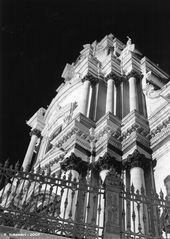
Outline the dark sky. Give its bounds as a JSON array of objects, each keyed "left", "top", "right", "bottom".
[{"left": 1, "top": 0, "right": 170, "bottom": 166}]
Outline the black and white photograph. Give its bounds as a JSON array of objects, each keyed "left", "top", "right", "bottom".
[{"left": 1, "top": 0, "right": 170, "bottom": 238}]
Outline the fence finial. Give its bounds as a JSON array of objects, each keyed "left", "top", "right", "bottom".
[
  {"left": 4, "top": 158, "right": 10, "bottom": 168},
  {"left": 14, "top": 161, "right": 20, "bottom": 171}
]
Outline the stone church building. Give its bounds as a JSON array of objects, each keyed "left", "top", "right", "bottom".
[{"left": 0, "top": 34, "right": 170, "bottom": 239}]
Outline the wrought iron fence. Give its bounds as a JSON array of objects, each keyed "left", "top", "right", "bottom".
[
  {"left": 0, "top": 160, "right": 170, "bottom": 239},
  {"left": 0, "top": 161, "right": 104, "bottom": 239},
  {"left": 121, "top": 185, "right": 170, "bottom": 239}
]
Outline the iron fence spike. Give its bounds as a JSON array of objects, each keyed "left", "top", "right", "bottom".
[
  {"left": 4, "top": 158, "right": 10, "bottom": 168},
  {"left": 14, "top": 161, "right": 20, "bottom": 170}
]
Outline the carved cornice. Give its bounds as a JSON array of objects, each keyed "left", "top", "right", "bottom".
[
  {"left": 82, "top": 73, "right": 99, "bottom": 85},
  {"left": 127, "top": 70, "right": 141, "bottom": 80},
  {"left": 55, "top": 126, "right": 91, "bottom": 149},
  {"left": 60, "top": 153, "right": 89, "bottom": 176},
  {"left": 150, "top": 116, "right": 170, "bottom": 139},
  {"left": 30, "top": 128, "right": 41, "bottom": 138},
  {"left": 42, "top": 154, "right": 65, "bottom": 170},
  {"left": 91, "top": 152, "right": 122, "bottom": 174},
  {"left": 94, "top": 125, "right": 122, "bottom": 143},
  {"left": 121, "top": 123, "right": 150, "bottom": 141},
  {"left": 55, "top": 127, "right": 78, "bottom": 148},
  {"left": 122, "top": 149, "right": 151, "bottom": 170}
]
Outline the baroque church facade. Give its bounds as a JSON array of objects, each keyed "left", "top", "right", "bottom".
[
  {"left": 1, "top": 34, "right": 170, "bottom": 239},
  {"left": 24, "top": 34, "right": 170, "bottom": 196}
]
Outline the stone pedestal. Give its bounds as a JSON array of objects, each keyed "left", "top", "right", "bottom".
[
  {"left": 103, "top": 170, "right": 122, "bottom": 239},
  {"left": 92, "top": 152, "right": 122, "bottom": 239}
]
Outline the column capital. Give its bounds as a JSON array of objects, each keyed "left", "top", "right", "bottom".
[
  {"left": 127, "top": 70, "right": 141, "bottom": 80},
  {"left": 92, "top": 152, "right": 122, "bottom": 174},
  {"left": 60, "top": 153, "right": 89, "bottom": 177},
  {"left": 123, "top": 149, "right": 151, "bottom": 170},
  {"left": 82, "top": 73, "right": 99, "bottom": 85},
  {"left": 29, "top": 128, "right": 41, "bottom": 138},
  {"left": 106, "top": 72, "right": 122, "bottom": 85}
]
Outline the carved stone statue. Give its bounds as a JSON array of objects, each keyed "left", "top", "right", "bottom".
[
  {"left": 126, "top": 36, "right": 132, "bottom": 46},
  {"left": 113, "top": 42, "right": 119, "bottom": 57}
]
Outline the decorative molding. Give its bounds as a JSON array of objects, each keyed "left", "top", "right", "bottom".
[
  {"left": 60, "top": 153, "right": 88, "bottom": 176},
  {"left": 91, "top": 152, "right": 122, "bottom": 174},
  {"left": 104, "top": 169, "right": 122, "bottom": 235},
  {"left": 150, "top": 116, "right": 170, "bottom": 139},
  {"left": 121, "top": 123, "right": 150, "bottom": 144},
  {"left": 42, "top": 154, "right": 65, "bottom": 170},
  {"left": 105, "top": 72, "right": 122, "bottom": 85},
  {"left": 82, "top": 73, "right": 99, "bottom": 85},
  {"left": 144, "top": 83, "right": 161, "bottom": 99},
  {"left": 126, "top": 70, "right": 141, "bottom": 80},
  {"left": 62, "top": 102, "right": 78, "bottom": 128},
  {"left": 122, "top": 149, "right": 151, "bottom": 170}
]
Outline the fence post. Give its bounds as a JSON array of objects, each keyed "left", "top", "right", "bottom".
[
  {"left": 103, "top": 169, "right": 123, "bottom": 239},
  {"left": 163, "top": 175, "right": 170, "bottom": 234}
]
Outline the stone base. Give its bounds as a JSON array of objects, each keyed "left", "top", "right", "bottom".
[{"left": 0, "top": 226, "right": 69, "bottom": 239}]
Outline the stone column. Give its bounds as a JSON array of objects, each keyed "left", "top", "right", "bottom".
[
  {"left": 105, "top": 73, "right": 120, "bottom": 115},
  {"left": 80, "top": 74, "right": 97, "bottom": 116},
  {"left": 128, "top": 71, "right": 139, "bottom": 112},
  {"left": 106, "top": 78, "right": 115, "bottom": 113},
  {"left": 22, "top": 128, "right": 41, "bottom": 171},
  {"left": 114, "top": 83, "right": 117, "bottom": 116},
  {"left": 89, "top": 81, "right": 98, "bottom": 121},
  {"left": 123, "top": 149, "right": 150, "bottom": 235},
  {"left": 60, "top": 153, "right": 88, "bottom": 222}
]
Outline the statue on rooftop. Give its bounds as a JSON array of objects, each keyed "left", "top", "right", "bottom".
[{"left": 126, "top": 36, "right": 132, "bottom": 46}]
